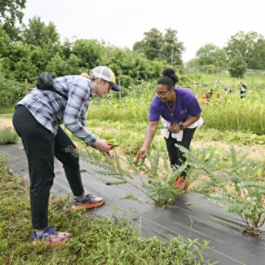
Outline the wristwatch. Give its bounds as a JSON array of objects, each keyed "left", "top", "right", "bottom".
[{"left": 179, "top": 124, "right": 184, "bottom": 130}]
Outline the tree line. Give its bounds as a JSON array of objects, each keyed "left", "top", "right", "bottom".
[{"left": 1, "top": 0, "right": 265, "bottom": 86}]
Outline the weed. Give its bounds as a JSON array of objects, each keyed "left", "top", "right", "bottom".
[
  {"left": 178, "top": 145, "right": 265, "bottom": 235},
  {"left": 0, "top": 127, "right": 19, "bottom": 145}
]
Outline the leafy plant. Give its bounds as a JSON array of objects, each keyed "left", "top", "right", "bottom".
[
  {"left": 178, "top": 145, "right": 265, "bottom": 236},
  {"left": 65, "top": 146, "right": 186, "bottom": 206},
  {"left": 0, "top": 127, "right": 19, "bottom": 145}
]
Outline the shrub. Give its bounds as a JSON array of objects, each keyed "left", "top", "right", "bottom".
[
  {"left": 0, "top": 127, "right": 19, "bottom": 145},
  {"left": 228, "top": 51, "right": 247, "bottom": 78},
  {"left": 0, "top": 75, "right": 25, "bottom": 109},
  {"left": 179, "top": 145, "right": 265, "bottom": 236}
]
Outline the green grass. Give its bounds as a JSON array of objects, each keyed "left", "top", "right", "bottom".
[
  {"left": 197, "top": 72, "right": 265, "bottom": 87},
  {"left": 87, "top": 86, "right": 265, "bottom": 135},
  {"left": 0, "top": 155, "right": 215, "bottom": 264},
  {"left": 0, "top": 108, "right": 15, "bottom": 115},
  {"left": 0, "top": 113, "right": 13, "bottom": 119},
  {"left": 0, "top": 128, "right": 19, "bottom": 145}
]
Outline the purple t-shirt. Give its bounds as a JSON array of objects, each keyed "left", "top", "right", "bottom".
[{"left": 149, "top": 87, "right": 202, "bottom": 123}]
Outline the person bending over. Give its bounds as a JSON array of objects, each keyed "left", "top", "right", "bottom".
[
  {"left": 135, "top": 68, "right": 203, "bottom": 192},
  {"left": 13, "top": 66, "right": 121, "bottom": 246}
]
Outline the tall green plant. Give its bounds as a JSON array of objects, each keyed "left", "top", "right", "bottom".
[
  {"left": 178, "top": 145, "right": 265, "bottom": 235},
  {"left": 65, "top": 146, "right": 185, "bottom": 206}
]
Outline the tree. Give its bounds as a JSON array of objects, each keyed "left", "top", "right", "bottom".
[
  {"left": 133, "top": 28, "right": 163, "bottom": 60},
  {"left": 225, "top": 31, "right": 265, "bottom": 69},
  {"left": 196, "top": 43, "right": 227, "bottom": 67},
  {"left": 186, "top": 58, "right": 200, "bottom": 68},
  {"left": 66, "top": 54, "right": 81, "bottom": 75},
  {"left": 60, "top": 38, "right": 75, "bottom": 59},
  {"left": 46, "top": 53, "right": 67, "bottom": 77},
  {"left": 72, "top": 39, "right": 103, "bottom": 69},
  {"left": 0, "top": 0, "right": 26, "bottom": 40},
  {"left": 133, "top": 28, "right": 185, "bottom": 65},
  {"left": 13, "top": 59, "right": 38, "bottom": 82},
  {"left": 228, "top": 51, "right": 247, "bottom": 78},
  {"left": 160, "top": 28, "right": 185, "bottom": 66},
  {"left": 0, "top": 24, "right": 10, "bottom": 57},
  {"left": 3, "top": 41, "right": 32, "bottom": 73},
  {"left": 22, "top": 16, "right": 60, "bottom": 48}
]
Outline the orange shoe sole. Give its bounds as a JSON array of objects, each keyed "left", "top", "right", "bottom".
[
  {"left": 33, "top": 237, "right": 69, "bottom": 247},
  {"left": 72, "top": 200, "right": 105, "bottom": 210}
]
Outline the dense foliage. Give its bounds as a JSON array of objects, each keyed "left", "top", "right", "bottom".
[
  {"left": 0, "top": 0, "right": 26, "bottom": 41},
  {"left": 188, "top": 43, "right": 227, "bottom": 68},
  {"left": 0, "top": 17, "right": 169, "bottom": 85},
  {"left": 133, "top": 28, "right": 185, "bottom": 66},
  {"left": 225, "top": 31, "right": 265, "bottom": 70},
  {"left": 188, "top": 31, "right": 265, "bottom": 71},
  {"left": 228, "top": 51, "right": 247, "bottom": 78},
  {"left": 180, "top": 145, "right": 265, "bottom": 235}
]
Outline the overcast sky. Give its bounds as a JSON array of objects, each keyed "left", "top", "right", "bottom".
[{"left": 22, "top": 0, "right": 265, "bottom": 62}]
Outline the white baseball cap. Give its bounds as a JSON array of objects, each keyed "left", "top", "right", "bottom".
[{"left": 91, "top": 66, "right": 122, "bottom": 91}]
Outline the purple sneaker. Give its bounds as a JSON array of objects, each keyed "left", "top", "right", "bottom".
[
  {"left": 33, "top": 226, "right": 71, "bottom": 246},
  {"left": 72, "top": 194, "right": 105, "bottom": 210}
]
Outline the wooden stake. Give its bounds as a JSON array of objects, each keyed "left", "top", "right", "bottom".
[
  {"left": 25, "top": 78, "right": 29, "bottom": 94},
  {"left": 118, "top": 79, "right": 122, "bottom": 101}
]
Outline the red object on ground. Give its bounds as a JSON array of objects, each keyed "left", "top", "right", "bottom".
[{"left": 175, "top": 178, "right": 189, "bottom": 191}]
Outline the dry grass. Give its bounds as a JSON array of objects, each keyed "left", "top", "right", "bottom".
[{"left": 0, "top": 117, "right": 13, "bottom": 129}]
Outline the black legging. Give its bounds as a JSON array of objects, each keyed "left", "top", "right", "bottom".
[
  {"left": 13, "top": 105, "right": 84, "bottom": 229},
  {"left": 165, "top": 128, "right": 196, "bottom": 178}
]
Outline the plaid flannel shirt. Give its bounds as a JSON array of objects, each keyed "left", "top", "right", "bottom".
[{"left": 18, "top": 75, "right": 97, "bottom": 145}]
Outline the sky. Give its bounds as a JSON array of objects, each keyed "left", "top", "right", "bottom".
[{"left": 22, "top": 0, "right": 265, "bottom": 62}]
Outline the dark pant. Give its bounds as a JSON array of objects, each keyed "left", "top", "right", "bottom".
[
  {"left": 12, "top": 105, "right": 84, "bottom": 229},
  {"left": 165, "top": 128, "right": 196, "bottom": 178}
]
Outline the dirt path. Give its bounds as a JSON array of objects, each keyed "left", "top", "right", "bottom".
[
  {"left": 0, "top": 117, "right": 13, "bottom": 129},
  {"left": 191, "top": 140, "right": 265, "bottom": 161}
]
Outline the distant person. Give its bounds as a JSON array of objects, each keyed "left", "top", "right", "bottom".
[
  {"left": 201, "top": 89, "right": 212, "bottom": 103},
  {"left": 240, "top": 82, "right": 247, "bottom": 99},
  {"left": 224, "top": 87, "right": 232, "bottom": 95},
  {"left": 201, "top": 89, "right": 219, "bottom": 103},
  {"left": 135, "top": 68, "right": 203, "bottom": 192},
  {"left": 12, "top": 66, "right": 121, "bottom": 246}
]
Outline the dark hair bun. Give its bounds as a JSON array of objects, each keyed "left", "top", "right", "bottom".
[{"left": 162, "top": 68, "right": 179, "bottom": 83}]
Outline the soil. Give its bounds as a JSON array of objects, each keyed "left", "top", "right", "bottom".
[
  {"left": 243, "top": 229, "right": 263, "bottom": 238},
  {"left": 0, "top": 117, "right": 13, "bottom": 129},
  {"left": 191, "top": 140, "right": 265, "bottom": 161}
]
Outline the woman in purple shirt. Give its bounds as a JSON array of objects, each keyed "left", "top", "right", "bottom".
[{"left": 135, "top": 68, "right": 202, "bottom": 191}]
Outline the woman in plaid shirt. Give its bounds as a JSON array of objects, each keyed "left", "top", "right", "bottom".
[{"left": 13, "top": 66, "right": 121, "bottom": 246}]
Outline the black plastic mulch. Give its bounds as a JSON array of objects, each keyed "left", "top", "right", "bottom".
[{"left": 0, "top": 143, "right": 264, "bottom": 265}]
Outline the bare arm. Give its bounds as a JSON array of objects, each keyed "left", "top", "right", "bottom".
[
  {"left": 143, "top": 121, "right": 159, "bottom": 149},
  {"left": 134, "top": 121, "right": 159, "bottom": 162},
  {"left": 182, "top": 114, "right": 201, "bottom": 129}
]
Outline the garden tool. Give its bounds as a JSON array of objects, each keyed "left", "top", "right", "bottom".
[{"left": 107, "top": 142, "right": 118, "bottom": 150}]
